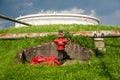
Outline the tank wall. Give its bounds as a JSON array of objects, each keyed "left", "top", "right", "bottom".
[{"left": 15, "top": 14, "right": 100, "bottom": 27}]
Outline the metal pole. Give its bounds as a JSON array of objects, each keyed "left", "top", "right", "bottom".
[{"left": 0, "top": 14, "right": 32, "bottom": 26}]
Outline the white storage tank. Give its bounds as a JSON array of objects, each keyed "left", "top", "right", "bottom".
[{"left": 15, "top": 12, "right": 100, "bottom": 27}]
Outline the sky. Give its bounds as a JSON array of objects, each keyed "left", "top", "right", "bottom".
[{"left": 0, "top": 0, "right": 120, "bottom": 29}]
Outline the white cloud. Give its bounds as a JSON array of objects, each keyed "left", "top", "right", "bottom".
[
  {"left": 59, "top": 8, "right": 85, "bottom": 14},
  {"left": 90, "top": 9, "right": 96, "bottom": 16},
  {"left": 13, "top": 2, "right": 33, "bottom": 12},
  {"left": 23, "top": 2, "right": 33, "bottom": 7},
  {"left": 38, "top": 8, "right": 85, "bottom": 14}
]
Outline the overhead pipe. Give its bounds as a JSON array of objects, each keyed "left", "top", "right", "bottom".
[
  {"left": 0, "top": 30, "right": 120, "bottom": 39},
  {"left": 0, "top": 14, "right": 32, "bottom": 26},
  {"left": 72, "top": 30, "right": 120, "bottom": 38}
]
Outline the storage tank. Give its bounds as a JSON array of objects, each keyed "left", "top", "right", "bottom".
[{"left": 15, "top": 12, "right": 100, "bottom": 27}]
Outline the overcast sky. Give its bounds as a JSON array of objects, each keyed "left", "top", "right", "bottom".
[{"left": 0, "top": 0, "right": 120, "bottom": 29}]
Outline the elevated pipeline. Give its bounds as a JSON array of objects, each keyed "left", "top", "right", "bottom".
[{"left": 0, "top": 30, "right": 120, "bottom": 39}]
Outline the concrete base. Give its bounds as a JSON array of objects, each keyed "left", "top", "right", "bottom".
[{"left": 94, "top": 38, "right": 106, "bottom": 51}]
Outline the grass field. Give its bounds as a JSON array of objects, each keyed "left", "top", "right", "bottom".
[
  {"left": 0, "top": 24, "right": 120, "bottom": 33},
  {"left": 0, "top": 25, "right": 120, "bottom": 80}
]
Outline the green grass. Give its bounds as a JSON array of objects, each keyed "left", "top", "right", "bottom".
[
  {"left": 0, "top": 25, "right": 120, "bottom": 80},
  {"left": 0, "top": 24, "right": 120, "bottom": 33}
]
